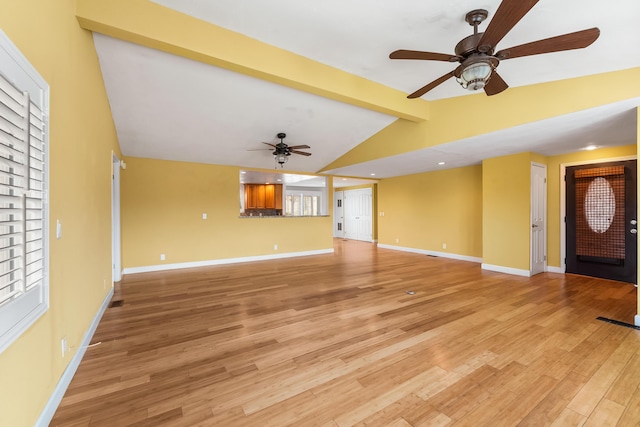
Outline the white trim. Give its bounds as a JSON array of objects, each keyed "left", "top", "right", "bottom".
[
  {"left": 635, "top": 314, "right": 640, "bottom": 327},
  {"left": 530, "top": 162, "right": 547, "bottom": 275},
  {"left": 377, "top": 244, "right": 482, "bottom": 263},
  {"left": 36, "top": 288, "right": 114, "bottom": 427},
  {"left": 481, "top": 263, "right": 531, "bottom": 277},
  {"left": 559, "top": 155, "right": 637, "bottom": 272},
  {"left": 112, "top": 153, "right": 122, "bottom": 283},
  {"left": 122, "top": 249, "right": 335, "bottom": 275},
  {"left": 546, "top": 266, "right": 565, "bottom": 274}
]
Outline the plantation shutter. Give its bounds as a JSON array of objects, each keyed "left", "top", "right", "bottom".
[{"left": 0, "top": 72, "right": 45, "bottom": 306}]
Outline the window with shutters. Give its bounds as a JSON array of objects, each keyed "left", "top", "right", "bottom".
[{"left": 0, "top": 30, "right": 49, "bottom": 353}]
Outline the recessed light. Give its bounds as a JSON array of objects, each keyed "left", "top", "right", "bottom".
[
  {"left": 265, "top": 182, "right": 270, "bottom": 184},
  {"left": 277, "top": 179, "right": 282, "bottom": 182},
  {"left": 342, "top": 178, "right": 347, "bottom": 181},
  {"left": 438, "top": 162, "right": 445, "bottom": 165},
  {"left": 584, "top": 145, "right": 598, "bottom": 151},
  {"left": 370, "top": 173, "right": 376, "bottom": 176}
]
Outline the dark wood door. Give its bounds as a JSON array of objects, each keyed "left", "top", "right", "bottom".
[{"left": 566, "top": 160, "right": 637, "bottom": 283}]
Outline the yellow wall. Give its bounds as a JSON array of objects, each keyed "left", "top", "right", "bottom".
[
  {"left": 482, "top": 153, "right": 534, "bottom": 271},
  {"left": 121, "top": 157, "right": 333, "bottom": 268},
  {"left": 377, "top": 165, "right": 483, "bottom": 257},
  {"left": 0, "top": 1, "right": 120, "bottom": 426},
  {"left": 546, "top": 145, "right": 637, "bottom": 268},
  {"left": 377, "top": 146, "right": 637, "bottom": 274}
]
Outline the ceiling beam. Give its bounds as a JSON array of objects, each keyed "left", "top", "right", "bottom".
[
  {"left": 321, "top": 68, "right": 640, "bottom": 171},
  {"left": 76, "top": 0, "right": 430, "bottom": 122}
]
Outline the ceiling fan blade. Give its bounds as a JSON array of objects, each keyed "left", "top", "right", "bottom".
[
  {"left": 477, "top": 0, "right": 539, "bottom": 53},
  {"left": 287, "top": 145, "right": 310, "bottom": 149},
  {"left": 247, "top": 148, "right": 273, "bottom": 151},
  {"left": 407, "top": 71, "right": 455, "bottom": 99},
  {"left": 262, "top": 142, "right": 277, "bottom": 148},
  {"left": 495, "top": 28, "right": 600, "bottom": 60},
  {"left": 390, "top": 50, "right": 458, "bottom": 62},
  {"left": 291, "top": 150, "right": 311, "bottom": 156},
  {"left": 484, "top": 70, "right": 509, "bottom": 96}
]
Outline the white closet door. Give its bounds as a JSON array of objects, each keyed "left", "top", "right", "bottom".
[{"left": 344, "top": 188, "right": 372, "bottom": 242}]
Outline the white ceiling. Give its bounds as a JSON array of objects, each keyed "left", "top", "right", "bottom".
[{"left": 93, "top": 0, "right": 640, "bottom": 179}]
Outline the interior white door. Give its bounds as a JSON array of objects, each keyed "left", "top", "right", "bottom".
[
  {"left": 344, "top": 188, "right": 373, "bottom": 242},
  {"left": 333, "top": 191, "right": 344, "bottom": 238},
  {"left": 531, "top": 163, "right": 547, "bottom": 275}
]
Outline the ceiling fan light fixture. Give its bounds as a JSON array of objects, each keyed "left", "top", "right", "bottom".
[
  {"left": 275, "top": 152, "right": 289, "bottom": 167},
  {"left": 456, "top": 59, "right": 494, "bottom": 91}
]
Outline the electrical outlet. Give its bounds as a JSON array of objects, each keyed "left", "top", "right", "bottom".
[
  {"left": 61, "top": 337, "right": 67, "bottom": 357},
  {"left": 395, "top": 238, "right": 399, "bottom": 244},
  {"left": 202, "top": 213, "right": 207, "bottom": 219},
  {"left": 442, "top": 243, "right": 447, "bottom": 249},
  {"left": 56, "top": 220, "right": 62, "bottom": 239},
  {"left": 160, "top": 254, "right": 165, "bottom": 261},
  {"left": 274, "top": 244, "right": 278, "bottom": 251}
]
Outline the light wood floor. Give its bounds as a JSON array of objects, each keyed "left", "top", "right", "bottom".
[{"left": 51, "top": 239, "right": 640, "bottom": 426}]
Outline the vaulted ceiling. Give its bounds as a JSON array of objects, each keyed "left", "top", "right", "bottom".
[{"left": 77, "top": 0, "right": 640, "bottom": 179}]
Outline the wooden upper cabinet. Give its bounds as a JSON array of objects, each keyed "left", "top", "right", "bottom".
[
  {"left": 265, "top": 184, "right": 275, "bottom": 208},
  {"left": 274, "top": 184, "right": 283, "bottom": 209},
  {"left": 256, "top": 185, "right": 266, "bottom": 208},
  {"left": 245, "top": 184, "right": 282, "bottom": 209},
  {"left": 245, "top": 184, "right": 265, "bottom": 208}
]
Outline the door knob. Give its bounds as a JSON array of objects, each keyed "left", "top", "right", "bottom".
[
  {"left": 631, "top": 219, "right": 637, "bottom": 225},
  {"left": 631, "top": 229, "right": 638, "bottom": 234},
  {"left": 532, "top": 224, "right": 538, "bottom": 228}
]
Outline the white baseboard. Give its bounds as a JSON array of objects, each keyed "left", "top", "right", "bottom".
[
  {"left": 635, "top": 315, "right": 640, "bottom": 327},
  {"left": 122, "top": 248, "right": 335, "bottom": 275},
  {"left": 377, "top": 244, "right": 562, "bottom": 278},
  {"left": 481, "top": 263, "right": 531, "bottom": 277},
  {"left": 36, "top": 288, "right": 114, "bottom": 427},
  {"left": 377, "top": 244, "right": 482, "bottom": 264}
]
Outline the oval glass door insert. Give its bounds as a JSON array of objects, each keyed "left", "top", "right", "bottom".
[{"left": 585, "top": 177, "right": 615, "bottom": 233}]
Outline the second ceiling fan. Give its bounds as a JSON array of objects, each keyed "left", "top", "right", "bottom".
[{"left": 389, "top": 0, "right": 600, "bottom": 98}]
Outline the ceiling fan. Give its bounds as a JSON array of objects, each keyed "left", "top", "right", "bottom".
[
  {"left": 389, "top": 0, "right": 600, "bottom": 98},
  {"left": 253, "top": 133, "right": 311, "bottom": 168}
]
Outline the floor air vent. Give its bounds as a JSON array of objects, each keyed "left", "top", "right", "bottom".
[{"left": 109, "top": 299, "right": 124, "bottom": 308}]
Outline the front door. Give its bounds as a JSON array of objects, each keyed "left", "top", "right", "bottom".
[{"left": 566, "top": 160, "right": 637, "bottom": 283}]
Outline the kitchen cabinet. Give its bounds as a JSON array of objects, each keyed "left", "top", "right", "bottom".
[{"left": 245, "top": 184, "right": 282, "bottom": 209}]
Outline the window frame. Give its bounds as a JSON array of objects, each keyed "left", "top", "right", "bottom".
[
  {"left": 285, "top": 188, "right": 323, "bottom": 217},
  {"left": 0, "top": 29, "right": 50, "bottom": 354}
]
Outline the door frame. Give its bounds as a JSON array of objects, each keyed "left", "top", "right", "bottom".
[
  {"left": 530, "top": 162, "right": 547, "bottom": 275},
  {"left": 559, "top": 155, "right": 637, "bottom": 273},
  {"left": 112, "top": 153, "right": 122, "bottom": 283}
]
